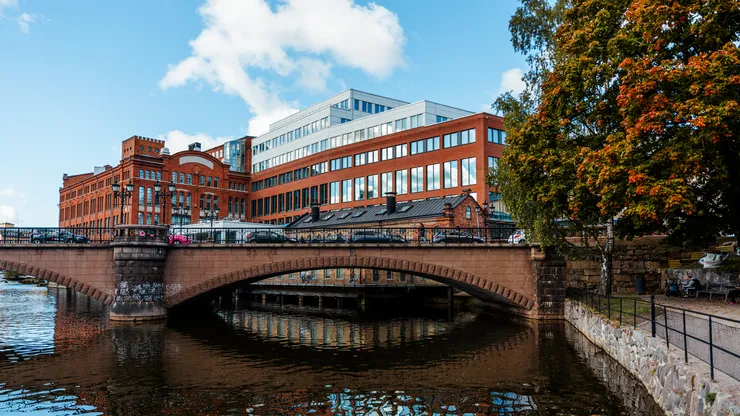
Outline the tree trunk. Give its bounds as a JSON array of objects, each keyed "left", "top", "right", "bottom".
[{"left": 600, "top": 219, "right": 614, "bottom": 296}]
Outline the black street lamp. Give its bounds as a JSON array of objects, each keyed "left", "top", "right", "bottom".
[
  {"left": 200, "top": 204, "right": 220, "bottom": 228},
  {"left": 172, "top": 204, "right": 191, "bottom": 227},
  {"left": 479, "top": 201, "right": 490, "bottom": 242},
  {"left": 154, "top": 180, "right": 176, "bottom": 225},
  {"left": 111, "top": 179, "right": 135, "bottom": 225}
]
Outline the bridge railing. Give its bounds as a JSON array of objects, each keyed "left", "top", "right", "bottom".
[
  {"left": 166, "top": 226, "right": 518, "bottom": 245},
  {"left": 0, "top": 227, "right": 115, "bottom": 245}
]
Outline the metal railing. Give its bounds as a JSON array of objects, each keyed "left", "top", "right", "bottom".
[
  {"left": 0, "top": 226, "right": 520, "bottom": 246},
  {"left": 165, "top": 226, "right": 517, "bottom": 245},
  {"left": 0, "top": 227, "right": 115, "bottom": 245},
  {"left": 567, "top": 288, "right": 740, "bottom": 381}
]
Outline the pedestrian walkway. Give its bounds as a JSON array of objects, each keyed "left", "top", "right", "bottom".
[{"left": 652, "top": 295, "right": 740, "bottom": 327}]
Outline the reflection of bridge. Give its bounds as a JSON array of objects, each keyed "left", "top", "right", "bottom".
[{"left": 0, "top": 225, "right": 566, "bottom": 320}]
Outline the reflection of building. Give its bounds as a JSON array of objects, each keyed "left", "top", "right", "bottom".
[
  {"left": 59, "top": 136, "right": 252, "bottom": 227},
  {"left": 205, "top": 137, "right": 250, "bottom": 173}
]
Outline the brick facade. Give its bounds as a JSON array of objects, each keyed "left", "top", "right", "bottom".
[{"left": 59, "top": 136, "right": 252, "bottom": 227}]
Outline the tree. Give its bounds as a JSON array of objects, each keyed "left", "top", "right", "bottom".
[
  {"left": 492, "top": 0, "right": 632, "bottom": 295},
  {"left": 494, "top": 0, "right": 740, "bottom": 295}
]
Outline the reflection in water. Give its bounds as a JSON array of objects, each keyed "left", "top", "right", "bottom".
[{"left": 0, "top": 284, "right": 662, "bottom": 415}]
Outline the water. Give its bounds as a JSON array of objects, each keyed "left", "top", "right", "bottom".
[{"left": 0, "top": 283, "right": 662, "bottom": 415}]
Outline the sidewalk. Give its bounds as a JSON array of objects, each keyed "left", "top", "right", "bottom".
[{"left": 651, "top": 295, "right": 740, "bottom": 326}]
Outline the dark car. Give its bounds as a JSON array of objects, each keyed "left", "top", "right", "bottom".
[
  {"left": 305, "top": 233, "right": 347, "bottom": 243},
  {"left": 348, "top": 230, "right": 407, "bottom": 243},
  {"left": 30, "top": 230, "right": 60, "bottom": 244},
  {"left": 59, "top": 230, "right": 90, "bottom": 243},
  {"left": 244, "top": 231, "right": 297, "bottom": 244},
  {"left": 432, "top": 230, "right": 484, "bottom": 244}
]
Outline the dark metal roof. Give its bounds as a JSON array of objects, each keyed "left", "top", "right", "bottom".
[{"left": 287, "top": 195, "right": 471, "bottom": 229}]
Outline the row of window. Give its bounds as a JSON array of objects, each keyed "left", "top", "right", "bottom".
[
  {"left": 354, "top": 150, "right": 379, "bottom": 166},
  {"left": 443, "top": 129, "right": 476, "bottom": 149},
  {"left": 252, "top": 157, "right": 479, "bottom": 218},
  {"left": 354, "top": 99, "right": 392, "bottom": 114},
  {"left": 251, "top": 114, "right": 423, "bottom": 173},
  {"left": 410, "top": 136, "right": 440, "bottom": 155},
  {"left": 139, "top": 170, "right": 163, "bottom": 182},
  {"left": 488, "top": 127, "right": 507, "bottom": 144},
  {"left": 252, "top": 116, "right": 331, "bottom": 156}
]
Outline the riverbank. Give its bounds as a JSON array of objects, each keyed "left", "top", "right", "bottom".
[{"left": 565, "top": 299, "right": 740, "bottom": 415}]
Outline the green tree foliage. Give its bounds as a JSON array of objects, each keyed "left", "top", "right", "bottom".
[{"left": 493, "top": 0, "right": 740, "bottom": 295}]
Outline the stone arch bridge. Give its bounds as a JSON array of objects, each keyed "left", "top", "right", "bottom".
[{"left": 0, "top": 226, "right": 565, "bottom": 320}]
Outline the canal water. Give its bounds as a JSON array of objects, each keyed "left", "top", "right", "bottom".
[{"left": 0, "top": 283, "right": 662, "bottom": 415}]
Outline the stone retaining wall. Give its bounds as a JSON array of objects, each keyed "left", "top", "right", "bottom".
[{"left": 565, "top": 300, "right": 740, "bottom": 415}]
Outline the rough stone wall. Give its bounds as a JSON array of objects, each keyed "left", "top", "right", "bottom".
[
  {"left": 532, "top": 250, "right": 566, "bottom": 319},
  {"left": 565, "top": 300, "right": 740, "bottom": 415},
  {"left": 566, "top": 237, "right": 666, "bottom": 293}
]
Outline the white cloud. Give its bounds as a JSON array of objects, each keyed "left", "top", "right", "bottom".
[
  {"left": 156, "top": 130, "right": 234, "bottom": 154},
  {"left": 0, "top": 186, "right": 28, "bottom": 203},
  {"left": 0, "top": 205, "right": 17, "bottom": 224},
  {"left": 498, "top": 68, "right": 526, "bottom": 96},
  {"left": 16, "top": 12, "right": 34, "bottom": 33},
  {"left": 160, "top": 0, "right": 406, "bottom": 136}
]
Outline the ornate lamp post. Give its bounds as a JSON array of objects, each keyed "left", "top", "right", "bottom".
[
  {"left": 154, "top": 180, "right": 176, "bottom": 225},
  {"left": 200, "top": 204, "right": 220, "bottom": 228},
  {"left": 111, "top": 179, "right": 135, "bottom": 225},
  {"left": 172, "top": 204, "right": 191, "bottom": 227}
]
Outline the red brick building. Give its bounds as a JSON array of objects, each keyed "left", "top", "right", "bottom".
[
  {"left": 249, "top": 113, "right": 509, "bottom": 225},
  {"left": 59, "top": 136, "right": 252, "bottom": 228}
]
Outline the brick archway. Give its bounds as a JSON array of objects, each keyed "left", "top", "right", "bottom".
[
  {"left": 165, "top": 256, "right": 535, "bottom": 309},
  {"left": 0, "top": 260, "right": 113, "bottom": 305}
]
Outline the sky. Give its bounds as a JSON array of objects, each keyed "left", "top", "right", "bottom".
[{"left": 0, "top": 0, "right": 528, "bottom": 226}]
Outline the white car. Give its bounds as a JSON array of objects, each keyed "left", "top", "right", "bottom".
[{"left": 508, "top": 229, "right": 527, "bottom": 244}]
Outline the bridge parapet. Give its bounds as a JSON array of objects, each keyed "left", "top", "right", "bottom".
[{"left": 113, "top": 225, "right": 169, "bottom": 246}]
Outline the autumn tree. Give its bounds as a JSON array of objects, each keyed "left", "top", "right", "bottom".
[{"left": 494, "top": 0, "right": 740, "bottom": 295}]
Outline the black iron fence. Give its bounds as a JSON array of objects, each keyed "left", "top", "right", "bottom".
[
  {"left": 165, "top": 226, "right": 517, "bottom": 245},
  {"left": 0, "top": 227, "right": 115, "bottom": 245},
  {"left": 567, "top": 288, "right": 740, "bottom": 381},
  {"left": 0, "top": 226, "right": 520, "bottom": 246}
]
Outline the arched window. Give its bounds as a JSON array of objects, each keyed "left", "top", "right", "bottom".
[{"left": 465, "top": 206, "right": 472, "bottom": 220}]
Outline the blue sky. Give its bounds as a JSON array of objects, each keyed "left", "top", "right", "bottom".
[{"left": 0, "top": 0, "right": 527, "bottom": 226}]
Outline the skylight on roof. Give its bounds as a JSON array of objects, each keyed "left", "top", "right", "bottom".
[
  {"left": 351, "top": 211, "right": 366, "bottom": 218},
  {"left": 339, "top": 212, "right": 351, "bottom": 219},
  {"left": 398, "top": 205, "right": 412, "bottom": 213},
  {"left": 376, "top": 208, "right": 387, "bottom": 215},
  {"left": 303, "top": 218, "right": 312, "bottom": 223},
  {"left": 322, "top": 214, "right": 334, "bottom": 221}
]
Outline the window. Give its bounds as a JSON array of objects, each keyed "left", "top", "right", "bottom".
[
  {"left": 311, "top": 162, "right": 329, "bottom": 176},
  {"left": 395, "top": 118, "right": 407, "bottom": 132},
  {"left": 410, "top": 137, "right": 439, "bottom": 155},
  {"left": 146, "top": 187, "right": 153, "bottom": 206},
  {"left": 137, "top": 212, "right": 144, "bottom": 225},
  {"left": 139, "top": 169, "right": 144, "bottom": 178},
  {"left": 138, "top": 186, "right": 145, "bottom": 205},
  {"left": 214, "top": 178, "right": 219, "bottom": 188},
  {"left": 381, "top": 172, "right": 393, "bottom": 196},
  {"left": 354, "top": 150, "right": 378, "bottom": 166},
  {"left": 367, "top": 175, "right": 378, "bottom": 199},
  {"left": 488, "top": 127, "right": 507, "bottom": 144},
  {"left": 330, "top": 156, "right": 352, "bottom": 171},
  {"left": 436, "top": 115, "right": 449, "bottom": 123},
  {"left": 180, "top": 173, "right": 186, "bottom": 184},
  {"left": 395, "top": 169, "right": 408, "bottom": 195},
  {"left": 410, "top": 114, "right": 423, "bottom": 128},
  {"left": 461, "top": 157, "right": 477, "bottom": 186},
  {"left": 488, "top": 156, "right": 499, "bottom": 169},
  {"left": 443, "top": 128, "right": 476, "bottom": 148},
  {"left": 465, "top": 207, "right": 472, "bottom": 219},
  {"left": 354, "top": 177, "right": 365, "bottom": 200},
  {"left": 172, "top": 171, "right": 178, "bottom": 183},
  {"left": 411, "top": 167, "right": 424, "bottom": 193},
  {"left": 381, "top": 144, "right": 407, "bottom": 161},
  {"left": 444, "top": 161, "right": 458, "bottom": 189},
  {"left": 427, "top": 164, "right": 440, "bottom": 190},
  {"left": 341, "top": 179, "right": 352, "bottom": 202},
  {"left": 199, "top": 175, "right": 205, "bottom": 186}
]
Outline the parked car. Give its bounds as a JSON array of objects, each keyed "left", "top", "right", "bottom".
[
  {"left": 58, "top": 230, "right": 90, "bottom": 243},
  {"left": 305, "top": 233, "right": 347, "bottom": 243},
  {"left": 30, "top": 230, "right": 60, "bottom": 244},
  {"left": 432, "top": 230, "right": 484, "bottom": 244},
  {"left": 348, "top": 230, "right": 407, "bottom": 243},
  {"left": 244, "top": 231, "right": 297, "bottom": 243},
  {"left": 168, "top": 234, "right": 192, "bottom": 245},
  {"left": 508, "top": 229, "right": 527, "bottom": 244}
]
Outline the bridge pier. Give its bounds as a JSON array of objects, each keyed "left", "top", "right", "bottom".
[{"left": 109, "top": 226, "right": 169, "bottom": 322}]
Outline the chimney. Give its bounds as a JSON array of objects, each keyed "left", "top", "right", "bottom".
[
  {"left": 188, "top": 142, "right": 202, "bottom": 152},
  {"left": 461, "top": 188, "right": 472, "bottom": 197},
  {"left": 311, "top": 203, "right": 320, "bottom": 222},
  {"left": 443, "top": 202, "right": 453, "bottom": 218},
  {"left": 385, "top": 192, "right": 397, "bottom": 214}
]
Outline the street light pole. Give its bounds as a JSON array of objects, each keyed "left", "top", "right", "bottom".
[
  {"left": 154, "top": 180, "right": 176, "bottom": 226},
  {"left": 111, "top": 179, "right": 135, "bottom": 225}
]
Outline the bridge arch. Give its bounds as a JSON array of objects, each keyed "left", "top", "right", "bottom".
[
  {"left": 165, "top": 255, "right": 535, "bottom": 310},
  {"left": 0, "top": 259, "right": 113, "bottom": 305}
]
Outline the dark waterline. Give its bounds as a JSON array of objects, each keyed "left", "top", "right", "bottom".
[{"left": 0, "top": 284, "right": 662, "bottom": 415}]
